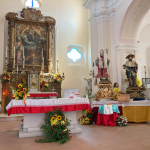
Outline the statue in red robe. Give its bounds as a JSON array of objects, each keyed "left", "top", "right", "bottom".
[{"left": 95, "top": 49, "right": 110, "bottom": 78}]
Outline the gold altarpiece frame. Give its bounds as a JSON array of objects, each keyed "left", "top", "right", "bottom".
[{"left": 5, "top": 8, "right": 56, "bottom": 73}]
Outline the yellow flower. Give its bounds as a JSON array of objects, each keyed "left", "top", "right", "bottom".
[
  {"left": 54, "top": 114, "right": 57, "bottom": 118},
  {"left": 15, "top": 96, "right": 19, "bottom": 100},
  {"left": 51, "top": 119, "right": 58, "bottom": 126},
  {"left": 57, "top": 116, "right": 62, "bottom": 120},
  {"left": 85, "top": 117, "right": 89, "bottom": 121},
  {"left": 86, "top": 110, "right": 90, "bottom": 114},
  {"left": 27, "top": 93, "right": 30, "bottom": 97},
  {"left": 61, "top": 121, "right": 65, "bottom": 125},
  {"left": 17, "top": 89, "right": 21, "bottom": 93},
  {"left": 3, "top": 77, "right": 6, "bottom": 80},
  {"left": 51, "top": 117, "right": 55, "bottom": 122},
  {"left": 19, "top": 93, "right": 23, "bottom": 97},
  {"left": 45, "top": 84, "right": 48, "bottom": 87},
  {"left": 18, "top": 84, "right": 22, "bottom": 88},
  {"left": 23, "top": 88, "right": 27, "bottom": 92},
  {"left": 22, "top": 78, "right": 25, "bottom": 83}
]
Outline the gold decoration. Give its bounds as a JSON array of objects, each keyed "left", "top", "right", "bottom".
[{"left": 95, "top": 81, "right": 117, "bottom": 100}]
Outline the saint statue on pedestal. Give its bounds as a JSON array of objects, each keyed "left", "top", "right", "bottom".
[
  {"left": 123, "top": 54, "right": 138, "bottom": 86},
  {"left": 95, "top": 49, "right": 110, "bottom": 79}
]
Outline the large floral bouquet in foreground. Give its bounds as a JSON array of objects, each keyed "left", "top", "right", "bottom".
[
  {"left": 40, "top": 78, "right": 50, "bottom": 91},
  {"left": 115, "top": 116, "right": 128, "bottom": 127},
  {"left": 35, "top": 108, "right": 71, "bottom": 144},
  {"left": 12, "top": 83, "right": 30, "bottom": 101},
  {"left": 79, "top": 110, "right": 93, "bottom": 125},
  {"left": 1, "top": 73, "right": 12, "bottom": 83}
]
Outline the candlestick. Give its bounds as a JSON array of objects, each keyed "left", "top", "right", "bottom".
[{"left": 23, "top": 57, "right": 25, "bottom": 69}]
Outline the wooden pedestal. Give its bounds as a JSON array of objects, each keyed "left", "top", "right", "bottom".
[{"left": 1, "top": 82, "right": 15, "bottom": 113}]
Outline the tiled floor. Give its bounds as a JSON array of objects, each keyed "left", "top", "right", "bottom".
[{"left": 0, "top": 121, "right": 150, "bottom": 150}]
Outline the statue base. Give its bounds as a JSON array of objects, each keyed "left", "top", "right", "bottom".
[
  {"left": 95, "top": 80, "right": 116, "bottom": 101},
  {"left": 126, "top": 86, "right": 146, "bottom": 100}
]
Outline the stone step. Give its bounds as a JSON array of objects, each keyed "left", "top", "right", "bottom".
[{"left": 0, "top": 114, "right": 23, "bottom": 122}]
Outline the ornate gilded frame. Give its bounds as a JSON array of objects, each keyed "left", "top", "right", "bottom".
[{"left": 5, "top": 8, "right": 56, "bottom": 73}]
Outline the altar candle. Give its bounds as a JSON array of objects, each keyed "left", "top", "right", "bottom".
[
  {"left": 17, "top": 65, "right": 18, "bottom": 74},
  {"left": 14, "top": 46, "right": 15, "bottom": 64},
  {"left": 6, "top": 46, "right": 7, "bottom": 58},
  {"left": 43, "top": 56, "right": 44, "bottom": 69},
  {"left": 23, "top": 46, "right": 24, "bottom": 57},
  {"left": 42, "top": 48, "right": 43, "bottom": 58}
]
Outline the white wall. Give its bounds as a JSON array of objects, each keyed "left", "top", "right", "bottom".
[
  {"left": 0, "top": 0, "right": 90, "bottom": 99},
  {"left": 138, "top": 24, "right": 150, "bottom": 79}
]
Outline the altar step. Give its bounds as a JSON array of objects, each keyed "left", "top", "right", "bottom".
[{"left": 0, "top": 114, "right": 23, "bottom": 122}]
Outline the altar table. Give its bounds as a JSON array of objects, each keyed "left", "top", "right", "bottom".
[
  {"left": 91, "top": 101, "right": 122, "bottom": 123},
  {"left": 122, "top": 100, "right": 150, "bottom": 122},
  {"left": 6, "top": 98, "right": 90, "bottom": 138}
]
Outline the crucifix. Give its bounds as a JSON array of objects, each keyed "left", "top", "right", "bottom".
[{"left": 51, "top": 86, "right": 56, "bottom": 98}]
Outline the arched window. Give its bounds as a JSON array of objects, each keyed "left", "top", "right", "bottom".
[
  {"left": 67, "top": 48, "right": 82, "bottom": 62},
  {"left": 25, "top": 0, "right": 39, "bottom": 8}
]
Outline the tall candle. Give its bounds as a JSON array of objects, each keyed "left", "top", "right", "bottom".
[
  {"left": 43, "top": 57, "right": 44, "bottom": 70},
  {"left": 17, "top": 65, "right": 18, "bottom": 74},
  {"left": 14, "top": 46, "right": 15, "bottom": 64},
  {"left": 42, "top": 48, "right": 43, "bottom": 58},
  {"left": 23, "top": 46, "right": 24, "bottom": 57},
  {"left": 6, "top": 46, "right": 7, "bottom": 58}
]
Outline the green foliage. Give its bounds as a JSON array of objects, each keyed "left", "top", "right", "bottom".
[
  {"left": 115, "top": 116, "right": 128, "bottom": 127},
  {"left": 83, "top": 92, "right": 95, "bottom": 100},
  {"left": 35, "top": 108, "right": 71, "bottom": 144}
]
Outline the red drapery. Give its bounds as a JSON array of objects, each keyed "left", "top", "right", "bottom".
[
  {"left": 7, "top": 104, "right": 91, "bottom": 116},
  {"left": 96, "top": 112, "right": 118, "bottom": 126}
]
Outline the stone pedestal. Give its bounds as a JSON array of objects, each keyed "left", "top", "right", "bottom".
[{"left": 19, "top": 111, "right": 82, "bottom": 138}]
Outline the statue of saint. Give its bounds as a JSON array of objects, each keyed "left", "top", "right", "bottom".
[
  {"left": 123, "top": 54, "right": 138, "bottom": 86},
  {"left": 95, "top": 49, "right": 110, "bottom": 79}
]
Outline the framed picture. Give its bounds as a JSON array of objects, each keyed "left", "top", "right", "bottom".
[{"left": 5, "top": 8, "right": 56, "bottom": 72}]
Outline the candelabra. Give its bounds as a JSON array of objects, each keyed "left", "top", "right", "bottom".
[{"left": 2, "top": 57, "right": 8, "bottom": 75}]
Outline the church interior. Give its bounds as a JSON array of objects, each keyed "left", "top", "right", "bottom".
[{"left": 1, "top": 0, "right": 150, "bottom": 150}]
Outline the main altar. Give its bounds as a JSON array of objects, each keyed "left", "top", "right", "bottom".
[{"left": 1, "top": 8, "right": 65, "bottom": 113}]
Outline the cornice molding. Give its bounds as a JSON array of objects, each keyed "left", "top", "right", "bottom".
[{"left": 116, "top": 43, "right": 140, "bottom": 51}]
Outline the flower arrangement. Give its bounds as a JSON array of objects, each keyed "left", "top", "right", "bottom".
[
  {"left": 1, "top": 73, "right": 12, "bottom": 83},
  {"left": 40, "top": 78, "right": 50, "bottom": 91},
  {"left": 12, "top": 83, "right": 30, "bottom": 101},
  {"left": 78, "top": 110, "right": 93, "bottom": 125},
  {"left": 35, "top": 108, "right": 71, "bottom": 144},
  {"left": 53, "top": 73, "right": 63, "bottom": 84},
  {"left": 115, "top": 116, "right": 128, "bottom": 127}
]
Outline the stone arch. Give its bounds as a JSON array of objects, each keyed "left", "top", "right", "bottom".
[{"left": 118, "top": 0, "right": 150, "bottom": 44}]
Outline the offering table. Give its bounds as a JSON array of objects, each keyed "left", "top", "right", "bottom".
[{"left": 6, "top": 98, "right": 90, "bottom": 138}]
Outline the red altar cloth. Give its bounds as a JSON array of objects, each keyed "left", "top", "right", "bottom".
[
  {"left": 6, "top": 99, "right": 91, "bottom": 116},
  {"left": 96, "top": 112, "right": 118, "bottom": 126},
  {"left": 11, "top": 92, "right": 57, "bottom": 99},
  {"left": 92, "top": 106, "right": 122, "bottom": 123}
]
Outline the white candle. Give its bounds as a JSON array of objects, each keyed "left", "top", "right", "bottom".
[
  {"left": 57, "top": 50, "right": 58, "bottom": 60},
  {"left": 14, "top": 46, "right": 15, "bottom": 64},
  {"left": 23, "top": 46, "right": 24, "bottom": 57},
  {"left": 6, "top": 46, "right": 7, "bottom": 58},
  {"left": 17, "top": 65, "right": 18, "bottom": 74},
  {"left": 42, "top": 48, "right": 43, "bottom": 58},
  {"left": 43, "top": 57, "right": 44, "bottom": 70}
]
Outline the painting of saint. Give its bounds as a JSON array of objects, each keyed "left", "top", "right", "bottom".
[{"left": 15, "top": 24, "right": 47, "bottom": 69}]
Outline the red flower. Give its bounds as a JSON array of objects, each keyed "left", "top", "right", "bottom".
[
  {"left": 56, "top": 127, "right": 58, "bottom": 128},
  {"left": 53, "top": 125, "right": 55, "bottom": 127},
  {"left": 124, "top": 121, "right": 126, "bottom": 123},
  {"left": 25, "top": 84, "right": 27, "bottom": 86},
  {"left": 63, "top": 117, "right": 65, "bottom": 120},
  {"left": 50, "top": 127, "right": 53, "bottom": 130},
  {"left": 55, "top": 131, "right": 57, "bottom": 133},
  {"left": 6, "top": 75, "right": 9, "bottom": 79},
  {"left": 61, "top": 132, "right": 63, "bottom": 134},
  {"left": 82, "top": 115, "right": 86, "bottom": 118},
  {"left": 69, "top": 136, "right": 72, "bottom": 138},
  {"left": 120, "top": 118, "right": 122, "bottom": 120},
  {"left": 89, "top": 118, "right": 92, "bottom": 120}
]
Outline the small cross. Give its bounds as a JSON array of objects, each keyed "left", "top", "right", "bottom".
[{"left": 51, "top": 86, "right": 56, "bottom": 98}]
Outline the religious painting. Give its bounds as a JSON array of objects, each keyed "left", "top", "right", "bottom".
[{"left": 15, "top": 24, "right": 47, "bottom": 69}]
